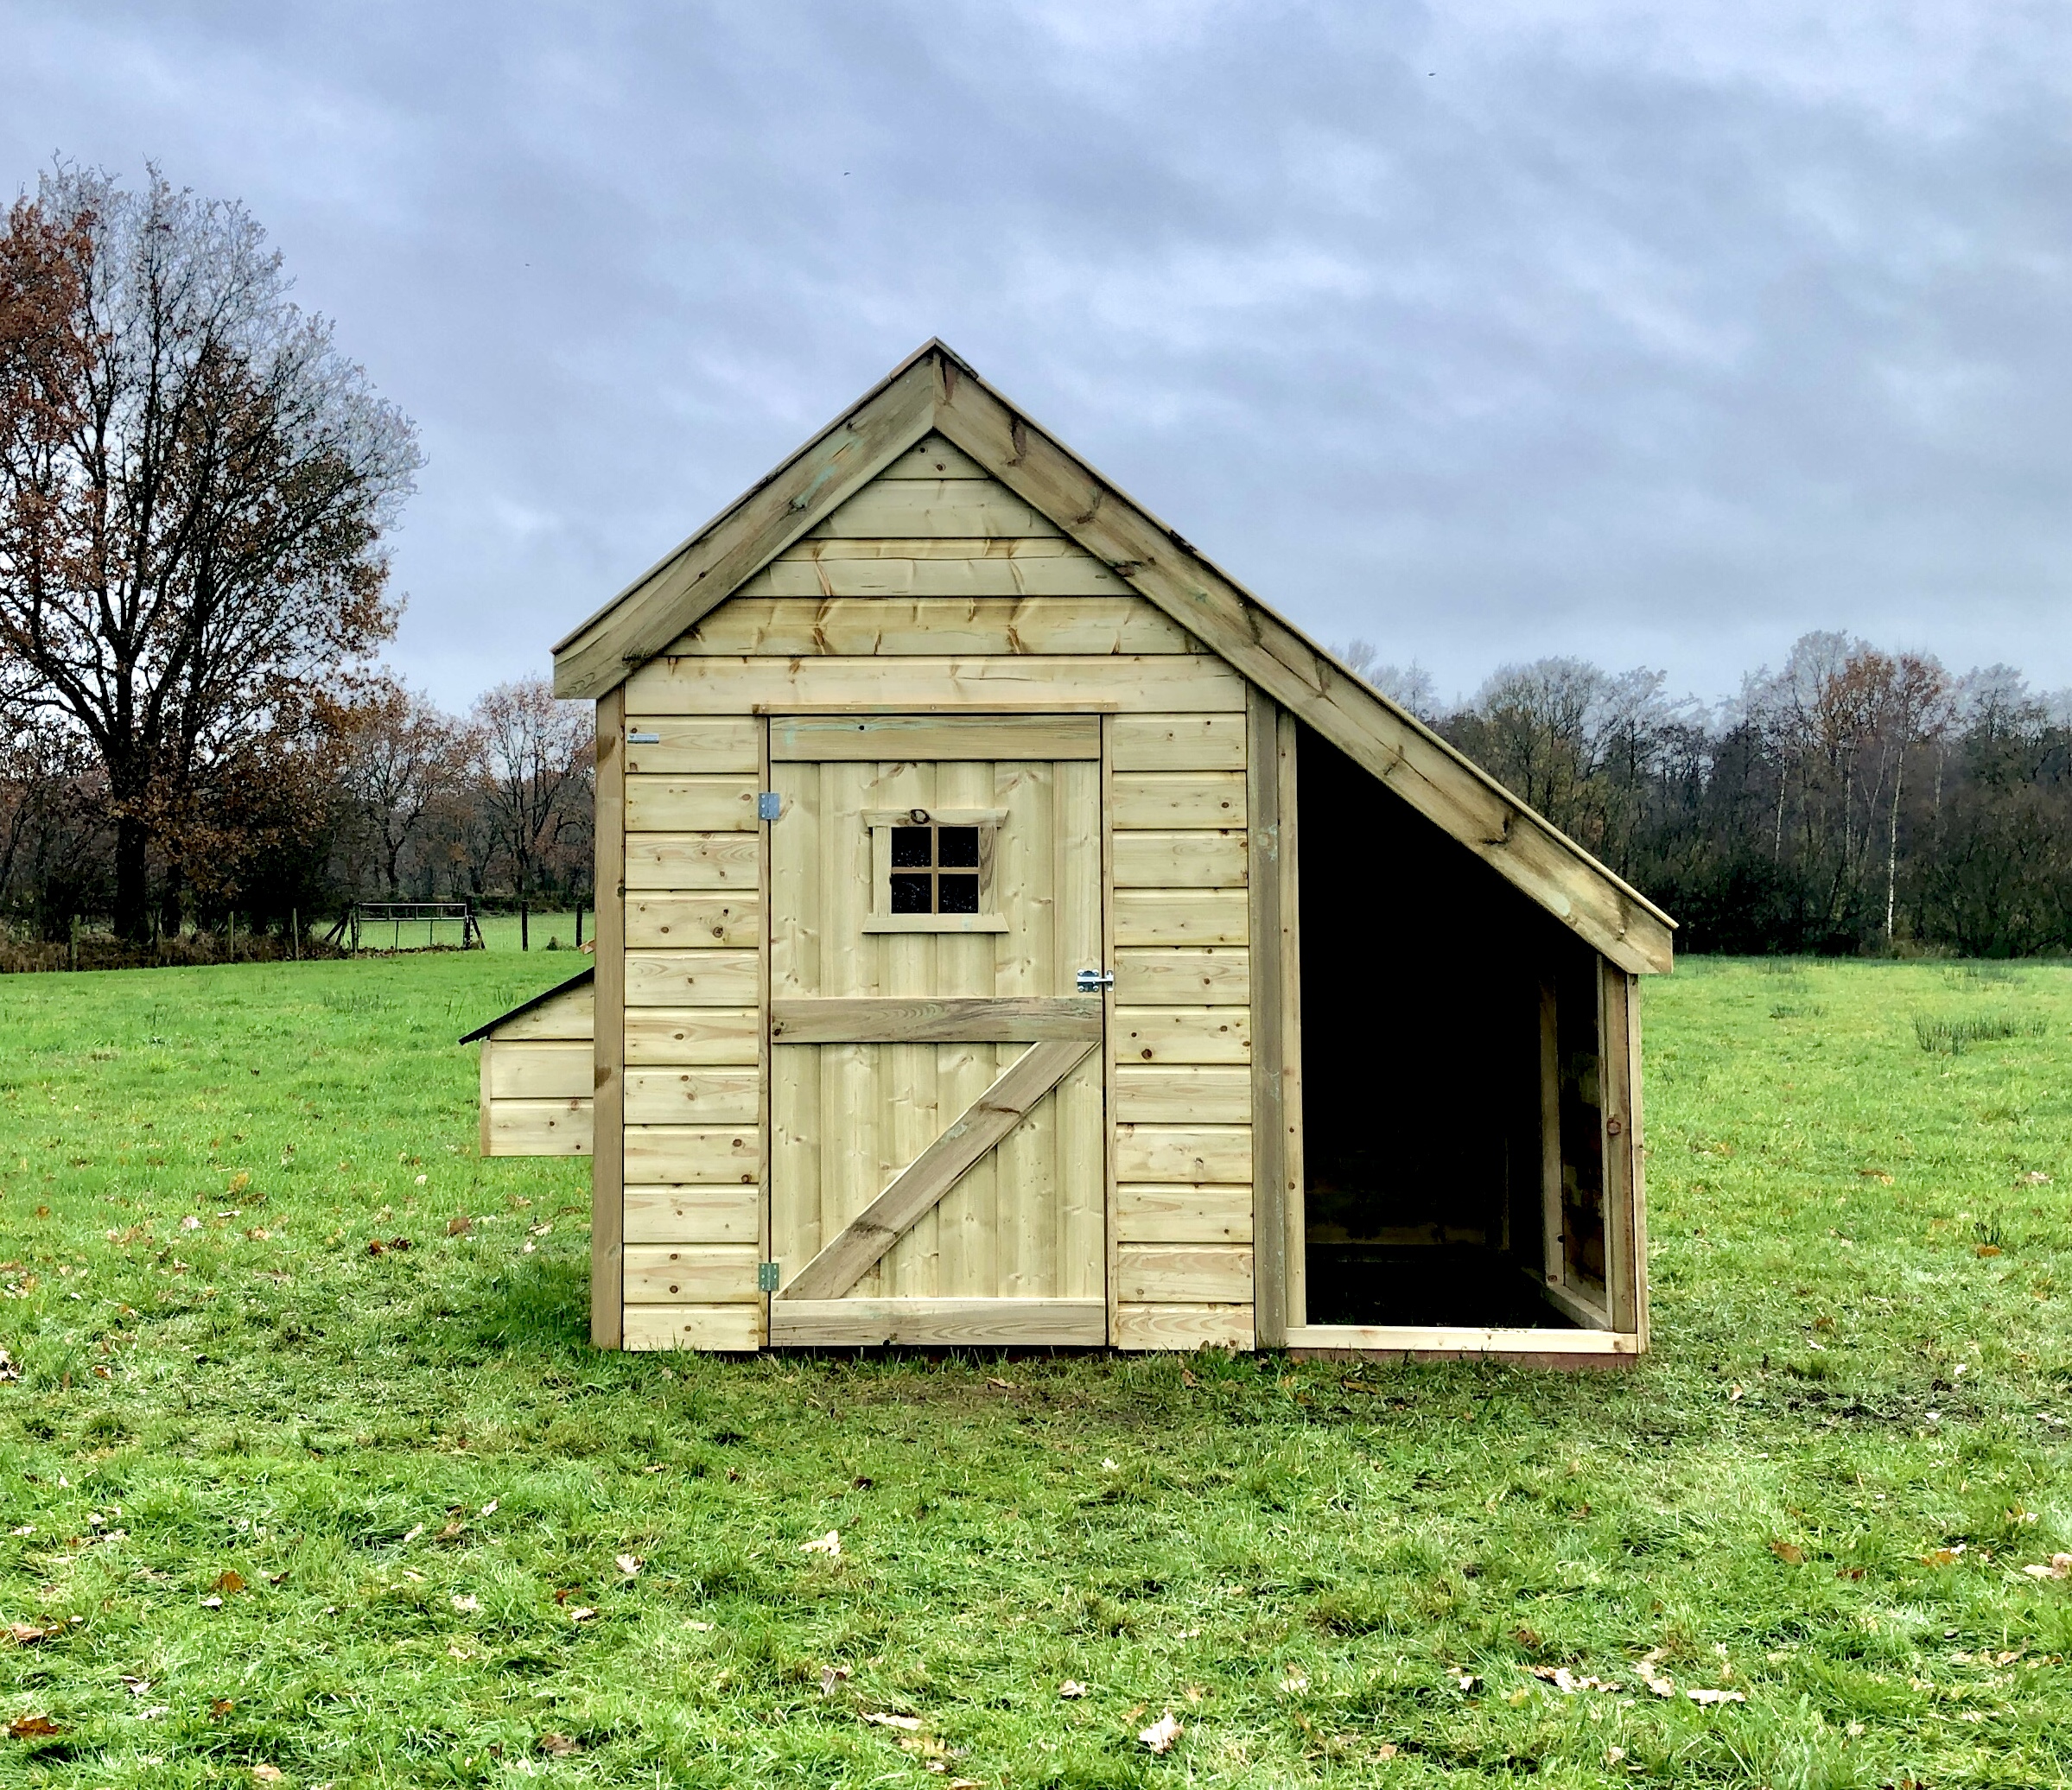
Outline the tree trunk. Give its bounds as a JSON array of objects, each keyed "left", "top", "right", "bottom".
[{"left": 113, "top": 811, "right": 151, "bottom": 943}]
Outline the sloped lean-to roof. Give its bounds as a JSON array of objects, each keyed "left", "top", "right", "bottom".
[
  {"left": 458, "top": 968, "right": 594, "bottom": 1044},
  {"left": 552, "top": 341, "right": 1674, "bottom": 974}
]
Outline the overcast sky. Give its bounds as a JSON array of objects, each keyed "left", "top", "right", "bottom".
[{"left": 7, "top": 1, "right": 2069, "bottom": 712}]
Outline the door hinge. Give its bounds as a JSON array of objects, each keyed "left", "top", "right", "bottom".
[
  {"left": 758, "top": 791, "right": 782, "bottom": 822},
  {"left": 757, "top": 1260, "right": 781, "bottom": 1292},
  {"left": 1075, "top": 968, "right": 1114, "bottom": 992}
]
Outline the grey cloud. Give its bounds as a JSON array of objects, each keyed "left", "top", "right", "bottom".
[{"left": 4, "top": 0, "right": 2068, "bottom": 707}]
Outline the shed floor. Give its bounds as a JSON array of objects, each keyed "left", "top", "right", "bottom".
[{"left": 1305, "top": 1244, "right": 1571, "bottom": 1330}]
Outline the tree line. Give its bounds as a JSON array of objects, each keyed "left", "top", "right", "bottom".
[
  {"left": 0, "top": 164, "right": 589, "bottom": 951},
  {"left": 5, "top": 166, "right": 2065, "bottom": 959},
  {"left": 1345, "top": 637, "right": 2072, "bottom": 955}
]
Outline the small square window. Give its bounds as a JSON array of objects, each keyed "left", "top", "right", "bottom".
[{"left": 864, "top": 809, "right": 1008, "bottom": 933}]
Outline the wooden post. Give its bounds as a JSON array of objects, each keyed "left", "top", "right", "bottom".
[
  {"left": 291, "top": 908, "right": 300, "bottom": 962},
  {"left": 1537, "top": 974, "right": 1562, "bottom": 1292},
  {"left": 1601, "top": 962, "right": 1643, "bottom": 1339},
  {"left": 521, "top": 901, "right": 530, "bottom": 951},
  {"left": 575, "top": 903, "right": 584, "bottom": 950},
  {"left": 68, "top": 915, "right": 77, "bottom": 973},
  {"left": 590, "top": 690, "right": 626, "bottom": 1349},
  {"left": 1247, "top": 686, "right": 1287, "bottom": 1349},
  {"left": 1277, "top": 708, "right": 1305, "bottom": 1334}
]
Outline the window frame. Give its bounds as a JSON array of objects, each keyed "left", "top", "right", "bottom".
[{"left": 861, "top": 807, "right": 1009, "bottom": 934}]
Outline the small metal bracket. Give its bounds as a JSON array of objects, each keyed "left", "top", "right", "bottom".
[
  {"left": 758, "top": 791, "right": 782, "bottom": 822},
  {"left": 1075, "top": 968, "right": 1115, "bottom": 993},
  {"left": 626, "top": 731, "right": 660, "bottom": 745},
  {"left": 757, "top": 1260, "right": 781, "bottom": 1292}
]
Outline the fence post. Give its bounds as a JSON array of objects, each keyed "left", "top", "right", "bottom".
[
  {"left": 575, "top": 903, "right": 584, "bottom": 949},
  {"left": 521, "top": 901, "right": 529, "bottom": 951},
  {"left": 291, "top": 907, "right": 301, "bottom": 962},
  {"left": 68, "top": 914, "right": 78, "bottom": 973}
]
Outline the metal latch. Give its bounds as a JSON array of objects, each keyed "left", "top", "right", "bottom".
[
  {"left": 758, "top": 791, "right": 782, "bottom": 822},
  {"left": 757, "top": 1261, "right": 781, "bottom": 1292},
  {"left": 627, "top": 731, "right": 660, "bottom": 745},
  {"left": 1075, "top": 968, "right": 1115, "bottom": 992}
]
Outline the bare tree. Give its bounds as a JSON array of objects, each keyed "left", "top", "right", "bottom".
[
  {"left": 471, "top": 676, "right": 592, "bottom": 948},
  {"left": 0, "top": 165, "right": 420, "bottom": 938},
  {"left": 338, "top": 678, "right": 467, "bottom": 897},
  {"left": 1333, "top": 640, "right": 1441, "bottom": 720}
]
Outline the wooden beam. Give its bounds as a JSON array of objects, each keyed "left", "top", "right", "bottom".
[
  {"left": 1284, "top": 1323, "right": 1641, "bottom": 1355},
  {"left": 768, "top": 1297, "right": 1106, "bottom": 1348},
  {"left": 1537, "top": 974, "right": 1563, "bottom": 1297},
  {"left": 1276, "top": 708, "right": 1306, "bottom": 1334},
  {"left": 927, "top": 361, "right": 1674, "bottom": 974},
  {"left": 779, "top": 1038, "right": 1097, "bottom": 1300},
  {"left": 591, "top": 688, "right": 626, "bottom": 1349},
  {"left": 771, "top": 713, "right": 1099, "bottom": 761},
  {"left": 552, "top": 352, "right": 938, "bottom": 698},
  {"left": 1247, "top": 686, "right": 1287, "bottom": 1348},
  {"left": 769, "top": 996, "right": 1101, "bottom": 1044},
  {"left": 1602, "top": 962, "right": 1643, "bottom": 1339}
]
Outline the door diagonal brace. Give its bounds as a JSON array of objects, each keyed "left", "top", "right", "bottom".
[{"left": 778, "top": 1037, "right": 1096, "bottom": 1302}]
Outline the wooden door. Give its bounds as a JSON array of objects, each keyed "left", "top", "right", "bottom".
[{"left": 766, "top": 714, "right": 1108, "bottom": 1346}]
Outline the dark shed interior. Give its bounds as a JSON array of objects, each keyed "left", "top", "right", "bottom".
[{"left": 1295, "top": 724, "right": 1609, "bottom": 1328}]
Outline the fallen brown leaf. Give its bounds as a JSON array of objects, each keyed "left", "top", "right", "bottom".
[
  {"left": 1687, "top": 1687, "right": 1746, "bottom": 1705},
  {"left": 213, "top": 1569, "right": 246, "bottom": 1596},
  {"left": 253, "top": 1768, "right": 283, "bottom": 1783},
  {"left": 799, "top": 1530, "right": 842, "bottom": 1558},
  {"left": 210, "top": 1698, "right": 235, "bottom": 1719},
  {"left": 568, "top": 1606, "right": 597, "bottom": 1623},
  {"left": 447, "top": 1214, "right": 473, "bottom": 1236},
  {"left": 615, "top": 1552, "right": 641, "bottom": 1577},
  {"left": 1771, "top": 1541, "right": 1805, "bottom": 1565},
  {"left": 7, "top": 1714, "right": 61, "bottom": 1739},
  {"left": 861, "top": 1711, "right": 921, "bottom": 1731},
  {"left": 2021, "top": 1554, "right": 2072, "bottom": 1580},
  {"left": 1058, "top": 1679, "right": 1089, "bottom": 1699},
  {"left": 538, "top": 1733, "right": 581, "bottom": 1756},
  {"left": 1139, "top": 1711, "right": 1182, "bottom": 1754}
]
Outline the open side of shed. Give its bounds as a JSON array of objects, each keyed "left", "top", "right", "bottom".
[{"left": 465, "top": 340, "right": 1672, "bottom": 1362}]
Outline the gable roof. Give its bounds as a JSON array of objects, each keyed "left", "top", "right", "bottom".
[
  {"left": 458, "top": 967, "right": 594, "bottom": 1044},
  {"left": 552, "top": 341, "right": 1674, "bottom": 974}
]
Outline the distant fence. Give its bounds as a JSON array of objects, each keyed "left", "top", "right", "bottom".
[{"left": 324, "top": 901, "right": 486, "bottom": 952}]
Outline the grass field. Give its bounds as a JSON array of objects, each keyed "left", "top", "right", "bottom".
[{"left": 2, "top": 954, "right": 2069, "bottom": 1787}]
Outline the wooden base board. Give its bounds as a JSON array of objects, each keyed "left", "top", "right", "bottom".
[
  {"left": 768, "top": 1298, "right": 1106, "bottom": 1348},
  {"left": 1282, "top": 1323, "right": 1640, "bottom": 1369}
]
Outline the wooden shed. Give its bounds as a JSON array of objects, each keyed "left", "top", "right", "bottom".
[{"left": 464, "top": 340, "right": 1674, "bottom": 1362}]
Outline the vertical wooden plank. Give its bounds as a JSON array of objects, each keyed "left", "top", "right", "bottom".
[
  {"left": 934, "top": 759, "right": 996, "bottom": 1298},
  {"left": 1276, "top": 708, "right": 1306, "bottom": 1334},
  {"left": 820, "top": 760, "right": 880, "bottom": 1297},
  {"left": 1601, "top": 961, "right": 1638, "bottom": 1336},
  {"left": 1627, "top": 974, "right": 1650, "bottom": 1350},
  {"left": 1538, "top": 974, "right": 1563, "bottom": 1293},
  {"left": 592, "top": 689, "right": 626, "bottom": 1349},
  {"left": 769, "top": 760, "right": 821, "bottom": 1282},
  {"left": 1100, "top": 714, "right": 1122, "bottom": 1344},
  {"left": 1057, "top": 757, "right": 1105, "bottom": 1301},
  {"left": 753, "top": 718, "right": 772, "bottom": 1348},
  {"left": 994, "top": 759, "right": 1055, "bottom": 1297},
  {"left": 478, "top": 1039, "right": 494, "bottom": 1159},
  {"left": 886, "top": 765, "right": 940, "bottom": 1298},
  {"left": 1247, "top": 686, "right": 1287, "bottom": 1348}
]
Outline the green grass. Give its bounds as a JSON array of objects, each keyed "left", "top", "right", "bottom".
[{"left": 2, "top": 955, "right": 2069, "bottom": 1787}]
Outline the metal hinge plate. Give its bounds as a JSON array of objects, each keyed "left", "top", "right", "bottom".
[
  {"left": 627, "top": 731, "right": 660, "bottom": 745},
  {"left": 757, "top": 1261, "right": 781, "bottom": 1292},
  {"left": 758, "top": 792, "right": 782, "bottom": 822}
]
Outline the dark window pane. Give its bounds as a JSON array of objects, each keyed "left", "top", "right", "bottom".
[
  {"left": 891, "top": 827, "right": 932, "bottom": 867},
  {"left": 890, "top": 873, "right": 932, "bottom": 913},
  {"left": 937, "top": 873, "right": 980, "bottom": 913},
  {"left": 937, "top": 826, "right": 980, "bottom": 867}
]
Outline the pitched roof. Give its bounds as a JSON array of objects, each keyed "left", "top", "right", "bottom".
[
  {"left": 552, "top": 341, "right": 1673, "bottom": 974},
  {"left": 458, "top": 967, "right": 594, "bottom": 1044}
]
